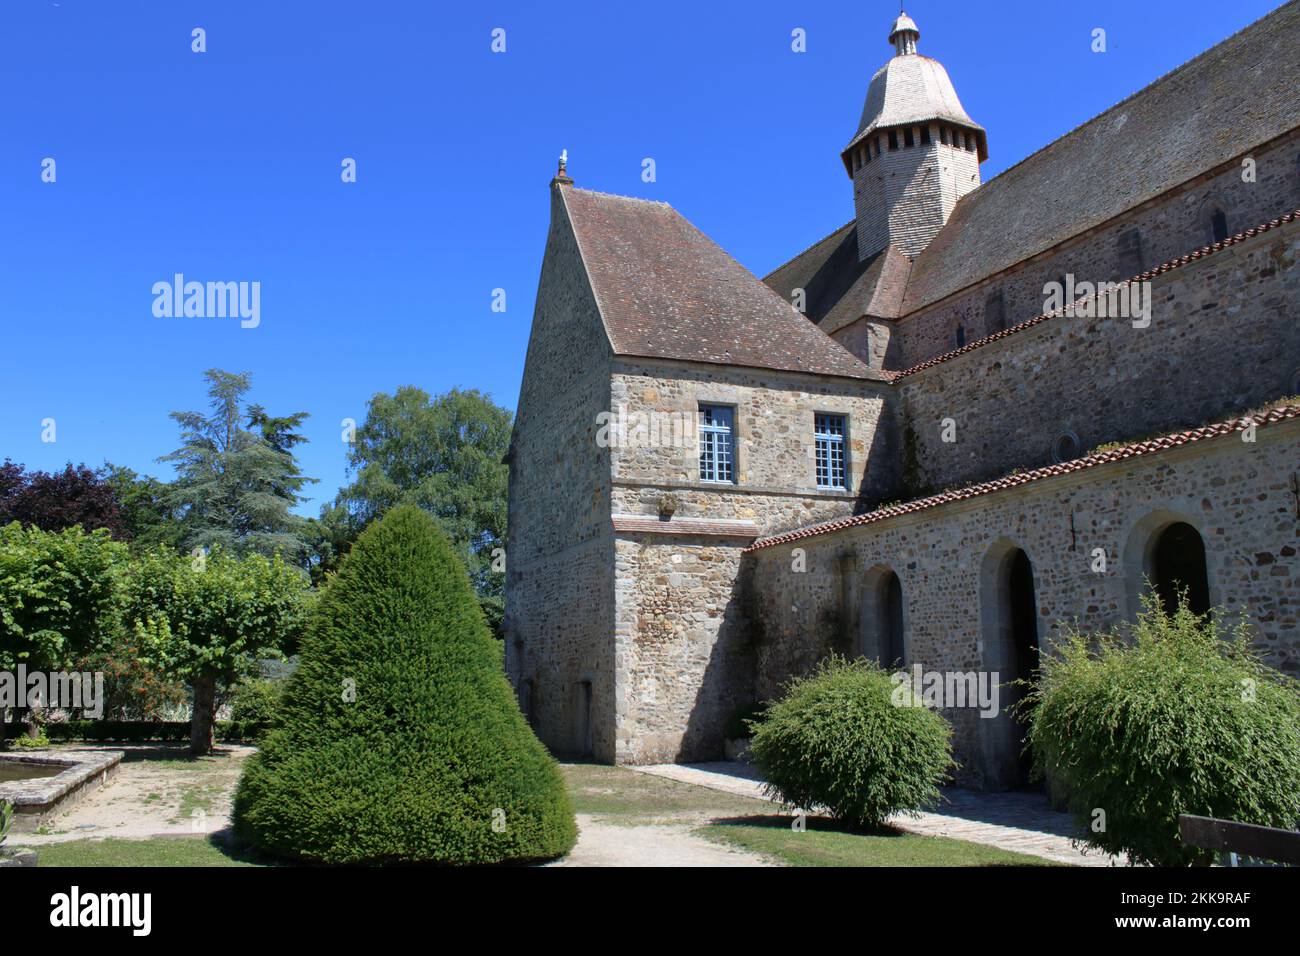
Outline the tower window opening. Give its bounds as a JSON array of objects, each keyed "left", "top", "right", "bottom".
[
  {"left": 904, "top": 128, "right": 915, "bottom": 148},
  {"left": 888, "top": 130, "right": 899, "bottom": 151},
  {"left": 920, "top": 125, "right": 931, "bottom": 145},
  {"left": 940, "top": 127, "right": 949, "bottom": 145}
]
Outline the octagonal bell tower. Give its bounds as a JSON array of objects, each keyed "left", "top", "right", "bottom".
[{"left": 842, "top": 12, "right": 987, "bottom": 261}]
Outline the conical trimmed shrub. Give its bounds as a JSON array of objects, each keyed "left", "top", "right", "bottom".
[{"left": 232, "top": 506, "right": 576, "bottom": 864}]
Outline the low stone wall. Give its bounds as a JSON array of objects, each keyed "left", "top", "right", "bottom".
[{"left": 0, "top": 749, "right": 123, "bottom": 831}]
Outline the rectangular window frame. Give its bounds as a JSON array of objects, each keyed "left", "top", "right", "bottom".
[
  {"left": 814, "top": 412, "right": 849, "bottom": 491},
  {"left": 698, "top": 403, "right": 736, "bottom": 484}
]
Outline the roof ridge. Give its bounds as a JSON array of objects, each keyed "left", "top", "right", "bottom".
[
  {"left": 893, "top": 208, "right": 1300, "bottom": 380},
  {"left": 747, "top": 401, "right": 1300, "bottom": 552},
  {"left": 977, "top": 1, "right": 1296, "bottom": 192},
  {"left": 568, "top": 186, "right": 671, "bottom": 207},
  {"left": 761, "top": 219, "right": 856, "bottom": 282}
]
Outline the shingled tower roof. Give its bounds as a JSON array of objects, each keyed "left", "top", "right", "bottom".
[{"left": 841, "top": 10, "right": 987, "bottom": 173}]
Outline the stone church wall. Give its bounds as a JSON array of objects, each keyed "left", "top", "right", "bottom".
[
  {"left": 748, "top": 417, "right": 1300, "bottom": 789},
  {"left": 505, "top": 187, "right": 617, "bottom": 760},
  {"left": 898, "top": 217, "right": 1300, "bottom": 495},
  {"left": 899, "top": 130, "right": 1300, "bottom": 364}
]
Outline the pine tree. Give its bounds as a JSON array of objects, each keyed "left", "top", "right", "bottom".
[{"left": 232, "top": 506, "right": 576, "bottom": 864}]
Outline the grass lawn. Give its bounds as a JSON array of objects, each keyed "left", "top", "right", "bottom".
[
  {"left": 700, "top": 815, "right": 1060, "bottom": 867},
  {"left": 25, "top": 836, "right": 271, "bottom": 868}
]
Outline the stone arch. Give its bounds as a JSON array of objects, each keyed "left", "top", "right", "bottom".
[
  {"left": 1123, "top": 509, "right": 1213, "bottom": 619},
  {"left": 1196, "top": 194, "right": 1231, "bottom": 244},
  {"left": 858, "top": 563, "right": 907, "bottom": 668},
  {"left": 978, "top": 538, "right": 1042, "bottom": 790}
]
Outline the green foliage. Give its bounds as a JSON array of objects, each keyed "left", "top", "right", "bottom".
[
  {"left": 317, "top": 387, "right": 510, "bottom": 615},
  {"left": 0, "top": 801, "right": 12, "bottom": 847},
  {"left": 2, "top": 720, "right": 264, "bottom": 743},
  {"left": 749, "top": 656, "right": 955, "bottom": 829},
  {"left": 228, "top": 678, "right": 285, "bottom": 729},
  {"left": 1024, "top": 595, "right": 1300, "bottom": 866},
  {"left": 103, "top": 464, "right": 184, "bottom": 552},
  {"left": 233, "top": 505, "right": 575, "bottom": 864},
  {"left": 11, "top": 731, "right": 50, "bottom": 749},
  {"left": 724, "top": 701, "right": 767, "bottom": 740},
  {"left": 76, "top": 631, "right": 188, "bottom": 721},
  {"left": 0, "top": 522, "right": 128, "bottom": 671},
  {"left": 125, "top": 547, "right": 311, "bottom": 688},
  {"left": 160, "top": 369, "right": 315, "bottom": 563}
]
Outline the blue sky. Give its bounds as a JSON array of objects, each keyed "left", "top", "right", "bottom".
[{"left": 0, "top": 0, "right": 1281, "bottom": 514}]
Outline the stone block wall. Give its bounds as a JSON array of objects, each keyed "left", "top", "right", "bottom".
[
  {"left": 505, "top": 185, "right": 617, "bottom": 760},
  {"left": 748, "top": 417, "right": 1300, "bottom": 789},
  {"left": 604, "top": 359, "right": 895, "bottom": 763},
  {"left": 853, "top": 127, "right": 981, "bottom": 260},
  {"left": 898, "top": 218, "right": 1300, "bottom": 495},
  {"left": 898, "top": 130, "right": 1300, "bottom": 367}
]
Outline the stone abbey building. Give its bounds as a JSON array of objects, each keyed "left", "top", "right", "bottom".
[{"left": 505, "top": 6, "right": 1300, "bottom": 789}]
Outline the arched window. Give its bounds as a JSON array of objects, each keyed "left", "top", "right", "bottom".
[
  {"left": 985, "top": 289, "right": 1007, "bottom": 334},
  {"left": 954, "top": 325, "right": 966, "bottom": 348},
  {"left": 1117, "top": 228, "right": 1144, "bottom": 277},
  {"left": 1211, "top": 208, "right": 1229, "bottom": 243},
  {"left": 1150, "top": 522, "right": 1210, "bottom": 615}
]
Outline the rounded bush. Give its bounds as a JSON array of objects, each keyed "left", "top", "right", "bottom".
[
  {"left": 749, "top": 656, "right": 954, "bottom": 829},
  {"left": 232, "top": 506, "right": 576, "bottom": 864},
  {"left": 1025, "top": 597, "right": 1300, "bottom": 866}
]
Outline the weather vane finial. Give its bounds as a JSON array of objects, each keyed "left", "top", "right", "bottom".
[{"left": 558, "top": 148, "right": 568, "bottom": 176}]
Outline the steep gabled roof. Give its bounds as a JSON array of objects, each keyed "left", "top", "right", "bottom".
[{"left": 560, "top": 187, "right": 882, "bottom": 381}]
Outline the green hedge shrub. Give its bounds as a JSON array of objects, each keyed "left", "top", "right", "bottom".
[
  {"left": 229, "top": 678, "right": 285, "bottom": 728},
  {"left": 232, "top": 505, "right": 576, "bottom": 864},
  {"left": 749, "top": 656, "right": 955, "bottom": 829},
  {"left": 2, "top": 720, "right": 265, "bottom": 743},
  {"left": 1024, "top": 596, "right": 1300, "bottom": 866}
]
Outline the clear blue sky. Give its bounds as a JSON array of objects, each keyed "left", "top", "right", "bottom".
[{"left": 0, "top": 0, "right": 1281, "bottom": 515}]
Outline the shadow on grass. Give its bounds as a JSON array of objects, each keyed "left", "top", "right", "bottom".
[{"left": 708, "top": 813, "right": 910, "bottom": 838}]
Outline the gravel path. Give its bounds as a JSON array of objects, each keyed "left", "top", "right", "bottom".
[{"left": 548, "top": 814, "right": 772, "bottom": 867}]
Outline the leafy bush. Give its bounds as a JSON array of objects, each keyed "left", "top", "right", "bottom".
[
  {"left": 11, "top": 731, "right": 50, "bottom": 749},
  {"left": 0, "top": 801, "right": 12, "bottom": 847},
  {"left": 2, "top": 720, "right": 264, "bottom": 742},
  {"left": 749, "top": 656, "right": 955, "bottom": 829},
  {"left": 232, "top": 506, "right": 576, "bottom": 864},
  {"left": 228, "top": 678, "right": 285, "bottom": 735},
  {"left": 1024, "top": 596, "right": 1300, "bottom": 866}
]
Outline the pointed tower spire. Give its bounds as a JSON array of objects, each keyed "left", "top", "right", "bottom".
[
  {"left": 841, "top": 11, "right": 987, "bottom": 260},
  {"left": 889, "top": 11, "right": 920, "bottom": 56}
]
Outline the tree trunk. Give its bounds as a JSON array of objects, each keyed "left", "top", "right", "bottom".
[{"left": 190, "top": 673, "right": 217, "bottom": 756}]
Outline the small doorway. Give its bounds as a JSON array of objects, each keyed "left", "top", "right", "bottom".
[{"left": 1150, "top": 522, "right": 1210, "bottom": 616}]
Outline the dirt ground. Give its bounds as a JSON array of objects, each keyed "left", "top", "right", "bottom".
[
  {"left": 14, "top": 744, "right": 253, "bottom": 846},
  {"left": 12, "top": 748, "right": 776, "bottom": 865}
]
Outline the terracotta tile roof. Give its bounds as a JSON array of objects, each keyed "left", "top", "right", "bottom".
[
  {"left": 561, "top": 187, "right": 883, "bottom": 381},
  {"left": 893, "top": 209, "right": 1300, "bottom": 380},
  {"left": 746, "top": 403, "right": 1300, "bottom": 552},
  {"left": 612, "top": 515, "right": 760, "bottom": 538}
]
